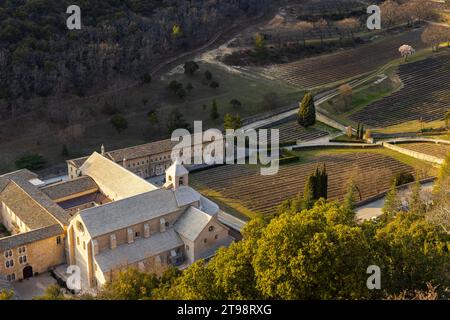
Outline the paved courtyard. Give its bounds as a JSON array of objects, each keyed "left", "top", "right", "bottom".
[{"left": 12, "top": 272, "right": 57, "bottom": 300}]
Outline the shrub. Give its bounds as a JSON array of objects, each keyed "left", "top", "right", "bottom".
[
  {"left": 15, "top": 154, "right": 46, "bottom": 170},
  {"left": 394, "top": 171, "right": 415, "bottom": 186},
  {"left": 210, "top": 81, "right": 220, "bottom": 89}
]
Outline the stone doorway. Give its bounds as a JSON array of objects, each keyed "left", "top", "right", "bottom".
[{"left": 23, "top": 265, "right": 33, "bottom": 279}]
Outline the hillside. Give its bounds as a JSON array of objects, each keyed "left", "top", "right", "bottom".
[{"left": 0, "top": 0, "right": 272, "bottom": 115}]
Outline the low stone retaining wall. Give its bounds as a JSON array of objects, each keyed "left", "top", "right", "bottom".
[{"left": 382, "top": 142, "right": 444, "bottom": 165}]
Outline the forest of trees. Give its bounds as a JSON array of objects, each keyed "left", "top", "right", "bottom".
[{"left": 0, "top": 0, "right": 273, "bottom": 119}]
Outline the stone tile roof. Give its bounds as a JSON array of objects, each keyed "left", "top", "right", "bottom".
[
  {"left": 11, "top": 178, "right": 70, "bottom": 226},
  {"left": 78, "top": 188, "right": 183, "bottom": 238},
  {"left": 94, "top": 228, "right": 183, "bottom": 273},
  {"left": 79, "top": 152, "right": 157, "bottom": 200},
  {"left": 0, "top": 225, "right": 63, "bottom": 251},
  {"left": 174, "top": 186, "right": 201, "bottom": 207},
  {"left": 0, "top": 181, "right": 61, "bottom": 229},
  {"left": 0, "top": 170, "right": 37, "bottom": 192},
  {"left": 0, "top": 171, "right": 70, "bottom": 227},
  {"left": 40, "top": 176, "right": 98, "bottom": 201},
  {"left": 174, "top": 206, "right": 212, "bottom": 242}
]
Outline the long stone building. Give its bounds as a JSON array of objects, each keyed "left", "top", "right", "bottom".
[
  {"left": 1, "top": 151, "right": 233, "bottom": 290},
  {"left": 67, "top": 134, "right": 217, "bottom": 180}
]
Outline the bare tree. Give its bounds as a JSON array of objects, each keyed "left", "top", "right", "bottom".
[
  {"left": 380, "top": 0, "right": 400, "bottom": 30},
  {"left": 314, "top": 19, "right": 328, "bottom": 46},
  {"left": 422, "top": 25, "right": 450, "bottom": 52},
  {"left": 336, "top": 18, "right": 360, "bottom": 42},
  {"left": 339, "top": 84, "right": 353, "bottom": 109},
  {"left": 295, "top": 21, "right": 314, "bottom": 47}
]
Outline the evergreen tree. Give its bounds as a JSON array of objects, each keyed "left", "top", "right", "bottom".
[
  {"left": 210, "top": 99, "right": 219, "bottom": 120},
  {"left": 298, "top": 92, "right": 316, "bottom": 127},
  {"left": 167, "top": 108, "right": 190, "bottom": 133},
  {"left": 383, "top": 179, "right": 401, "bottom": 219},
  {"left": 302, "top": 175, "right": 315, "bottom": 210},
  {"left": 409, "top": 176, "right": 425, "bottom": 216},
  {"left": 61, "top": 144, "right": 69, "bottom": 157},
  {"left": 110, "top": 114, "right": 128, "bottom": 134},
  {"left": 321, "top": 163, "right": 328, "bottom": 199}
]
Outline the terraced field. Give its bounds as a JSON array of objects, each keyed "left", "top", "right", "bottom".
[
  {"left": 261, "top": 120, "right": 329, "bottom": 144},
  {"left": 191, "top": 151, "right": 424, "bottom": 217},
  {"left": 397, "top": 142, "right": 450, "bottom": 159},
  {"left": 350, "top": 54, "right": 450, "bottom": 127},
  {"left": 260, "top": 28, "right": 426, "bottom": 88}
]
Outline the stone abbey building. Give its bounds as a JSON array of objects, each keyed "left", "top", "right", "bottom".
[{"left": 1, "top": 151, "right": 233, "bottom": 290}]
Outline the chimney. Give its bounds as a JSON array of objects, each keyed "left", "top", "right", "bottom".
[
  {"left": 160, "top": 218, "right": 166, "bottom": 233},
  {"left": 92, "top": 239, "right": 99, "bottom": 256},
  {"left": 127, "top": 228, "right": 134, "bottom": 244},
  {"left": 123, "top": 157, "right": 127, "bottom": 168},
  {"left": 110, "top": 234, "right": 117, "bottom": 249},
  {"left": 144, "top": 223, "right": 150, "bottom": 238},
  {"left": 101, "top": 144, "right": 105, "bottom": 156}
]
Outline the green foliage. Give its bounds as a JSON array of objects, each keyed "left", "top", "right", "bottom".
[
  {"left": 297, "top": 92, "right": 316, "bottom": 127},
  {"left": 223, "top": 113, "right": 242, "bottom": 130},
  {"left": 15, "top": 154, "right": 46, "bottom": 170},
  {"left": 230, "top": 98, "right": 242, "bottom": 109},
  {"left": 254, "top": 33, "right": 268, "bottom": 60},
  {"left": 184, "top": 61, "right": 199, "bottom": 76},
  {"left": 61, "top": 144, "right": 69, "bottom": 158},
  {"left": 34, "top": 285, "right": 64, "bottom": 300},
  {"left": 210, "top": 99, "right": 219, "bottom": 121},
  {"left": 110, "top": 114, "right": 128, "bottom": 134},
  {"left": 171, "top": 24, "right": 183, "bottom": 38},
  {"left": 147, "top": 110, "right": 159, "bottom": 127},
  {"left": 167, "top": 108, "right": 190, "bottom": 133},
  {"left": 394, "top": 171, "right": 415, "bottom": 186},
  {"left": 142, "top": 73, "right": 152, "bottom": 84},
  {"left": 209, "top": 81, "right": 220, "bottom": 89},
  {"left": 445, "top": 109, "right": 450, "bottom": 128},
  {"left": 204, "top": 70, "right": 213, "bottom": 81},
  {"left": 383, "top": 179, "right": 401, "bottom": 219},
  {"left": 0, "top": 289, "right": 14, "bottom": 300},
  {"left": 310, "top": 163, "right": 328, "bottom": 200},
  {"left": 167, "top": 80, "right": 187, "bottom": 99},
  {"left": 100, "top": 269, "right": 159, "bottom": 300}
]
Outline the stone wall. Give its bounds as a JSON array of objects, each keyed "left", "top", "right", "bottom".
[{"left": 383, "top": 142, "right": 444, "bottom": 165}]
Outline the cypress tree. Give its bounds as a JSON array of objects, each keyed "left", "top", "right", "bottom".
[
  {"left": 382, "top": 179, "right": 401, "bottom": 220},
  {"left": 210, "top": 99, "right": 219, "bottom": 120},
  {"left": 302, "top": 175, "right": 315, "bottom": 210},
  {"left": 321, "top": 163, "right": 328, "bottom": 199},
  {"left": 298, "top": 92, "right": 316, "bottom": 127}
]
